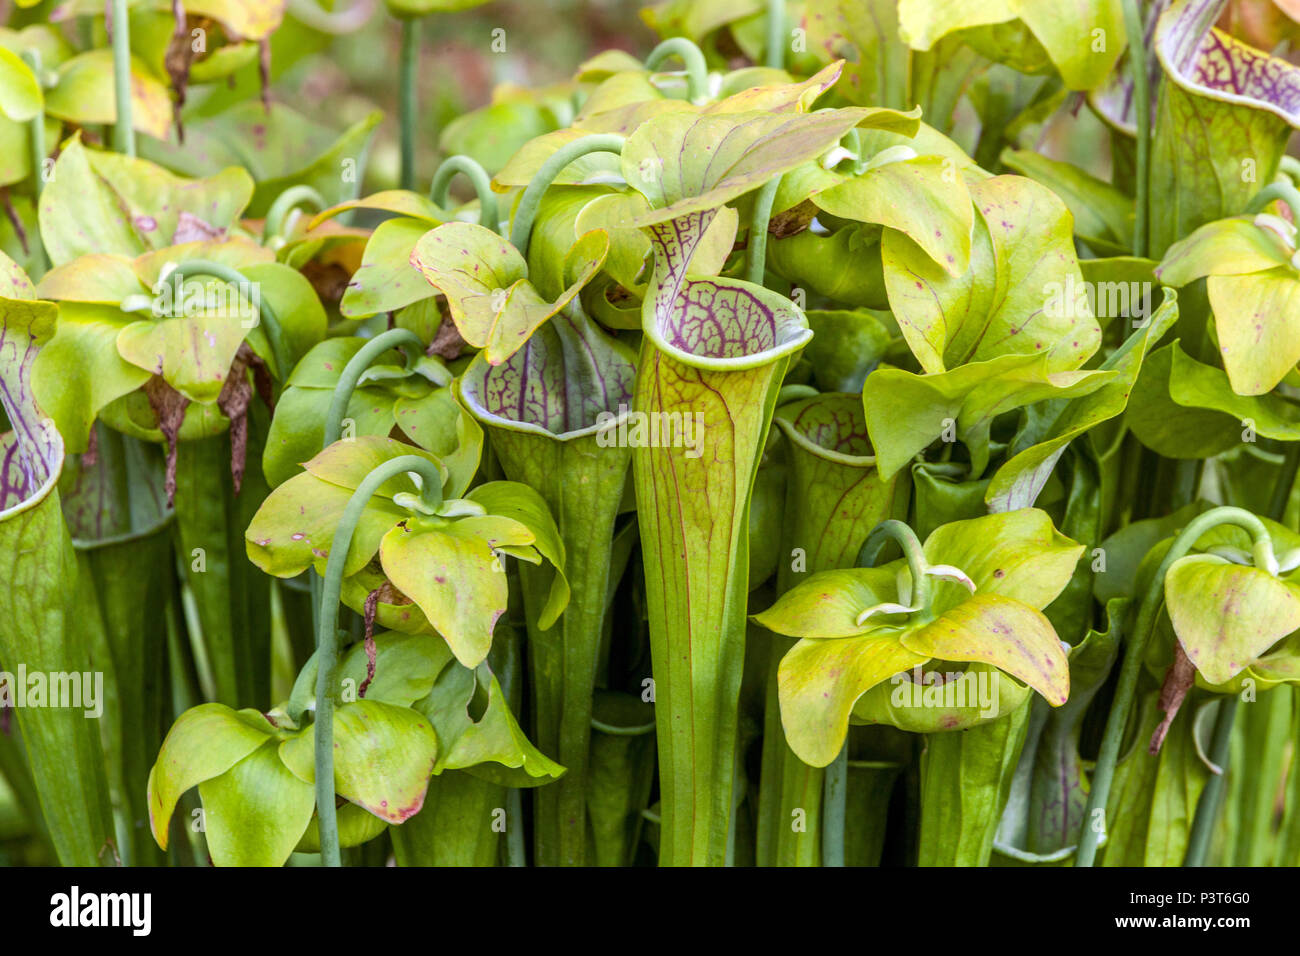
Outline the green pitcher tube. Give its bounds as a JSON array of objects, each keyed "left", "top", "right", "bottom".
[
  {"left": 756, "top": 393, "right": 909, "bottom": 866},
  {"left": 457, "top": 307, "right": 635, "bottom": 865}
]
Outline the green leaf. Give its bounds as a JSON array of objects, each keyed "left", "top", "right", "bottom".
[
  {"left": 340, "top": 217, "right": 438, "bottom": 318},
  {"left": 1156, "top": 216, "right": 1291, "bottom": 285},
  {"left": 0, "top": 46, "right": 41, "bottom": 122},
  {"left": 767, "top": 223, "right": 889, "bottom": 309},
  {"left": 493, "top": 128, "right": 627, "bottom": 188},
  {"left": 882, "top": 175, "right": 1100, "bottom": 375},
  {"left": 245, "top": 470, "right": 409, "bottom": 579},
  {"left": 922, "top": 507, "right": 1085, "bottom": 611},
  {"left": 38, "top": 137, "right": 254, "bottom": 266},
  {"left": 379, "top": 515, "right": 534, "bottom": 667},
  {"left": 1206, "top": 270, "right": 1300, "bottom": 396},
  {"left": 752, "top": 566, "right": 900, "bottom": 637},
  {"left": 804, "top": 0, "right": 912, "bottom": 109},
  {"left": 175, "top": 0, "right": 288, "bottom": 39},
  {"left": 301, "top": 434, "right": 447, "bottom": 498},
  {"left": 801, "top": 309, "right": 894, "bottom": 392},
  {"left": 999, "top": 147, "right": 1134, "bottom": 251},
  {"left": 263, "top": 366, "right": 395, "bottom": 488},
  {"left": 1127, "top": 342, "right": 1300, "bottom": 458},
  {"left": 295, "top": 802, "right": 390, "bottom": 853},
  {"left": 147, "top": 704, "right": 273, "bottom": 850},
  {"left": 410, "top": 222, "right": 608, "bottom": 364},
  {"left": 198, "top": 742, "right": 315, "bottom": 867},
  {"left": 1164, "top": 554, "right": 1300, "bottom": 685},
  {"left": 815, "top": 156, "right": 974, "bottom": 275},
  {"left": 31, "top": 303, "right": 151, "bottom": 454},
  {"left": 706, "top": 62, "right": 853, "bottom": 114},
  {"left": 337, "top": 632, "right": 454, "bottom": 708},
  {"left": 986, "top": 288, "right": 1179, "bottom": 511},
  {"left": 898, "top": 0, "right": 1125, "bottom": 90},
  {"left": 440, "top": 99, "right": 564, "bottom": 177},
  {"left": 586, "top": 107, "right": 885, "bottom": 228},
  {"left": 239, "top": 261, "right": 328, "bottom": 377},
  {"left": 466, "top": 480, "right": 570, "bottom": 627},
  {"left": 36, "top": 253, "right": 144, "bottom": 303},
  {"left": 43, "top": 50, "right": 170, "bottom": 140},
  {"left": 279, "top": 700, "right": 438, "bottom": 824},
  {"left": 899, "top": 594, "right": 1069, "bottom": 705},
  {"left": 310, "top": 189, "right": 446, "bottom": 228},
  {"left": 0, "top": 248, "right": 33, "bottom": 299},
  {"left": 117, "top": 313, "right": 249, "bottom": 405},
  {"left": 139, "top": 104, "right": 382, "bottom": 217},
  {"left": 777, "top": 633, "right": 929, "bottom": 766},
  {"left": 416, "top": 662, "right": 565, "bottom": 786},
  {"left": 863, "top": 352, "right": 1113, "bottom": 479}
]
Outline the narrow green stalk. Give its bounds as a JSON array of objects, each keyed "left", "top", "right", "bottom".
[
  {"left": 110, "top": 0, "right": 134, "bottom": 156},
  {"left": 311, "top": 325, "right": 423, "bottom": 720},
  {"left": 20, "top": 51, "right": 45, "bottom": 197},
  {"left": 313, "top": 455, "right": 444, "bottom": 866},
  {"left": 1075, "top": 506, "right": 1275, "bottom": 866},
  {"left": 747, "top": 175, "right": 781, "bottom": 285},
  {"left": 398, "top": 17, "right": 422, "bottom": 192},
  {"left": 765, "top": 0, "right": 786, "bottom": 70},
  {"left": 263, "top": 185, "right": 326, "bottom": 245},
  {"left": 821, "top": 744, "right": 848, "bottom": 866},
  {"left": 644, "top": 38, "right": 708, "bottom": 102},
  {"left": 505, "top": 788, "right": 526, "bottom": 866},
  {"left": 430, "top": 155, "right": 500, "bottom": 234},
  {"left": 1122, "top": 0, "right": 1149, "bottom": 256},
  {"left": 164, "top": 259, "right": 290, "bottom": 381},
  {"left": 508, "top": 134, "right": 625, "bottom": 256}
]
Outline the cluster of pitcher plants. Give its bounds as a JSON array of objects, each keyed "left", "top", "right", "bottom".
[{"left": 1, "top": 0, "right": 1300, "bottom": 867}]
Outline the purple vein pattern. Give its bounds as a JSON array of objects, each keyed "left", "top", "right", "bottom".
[
  {"left": 648, "top": 211, "right": 782, "bottom": 359},
  {"left": 0, "top": 301, "right": 60, "bottom": 511},
  {"left": 467, "top": 310, "right": 635, "bottom": 435}
]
